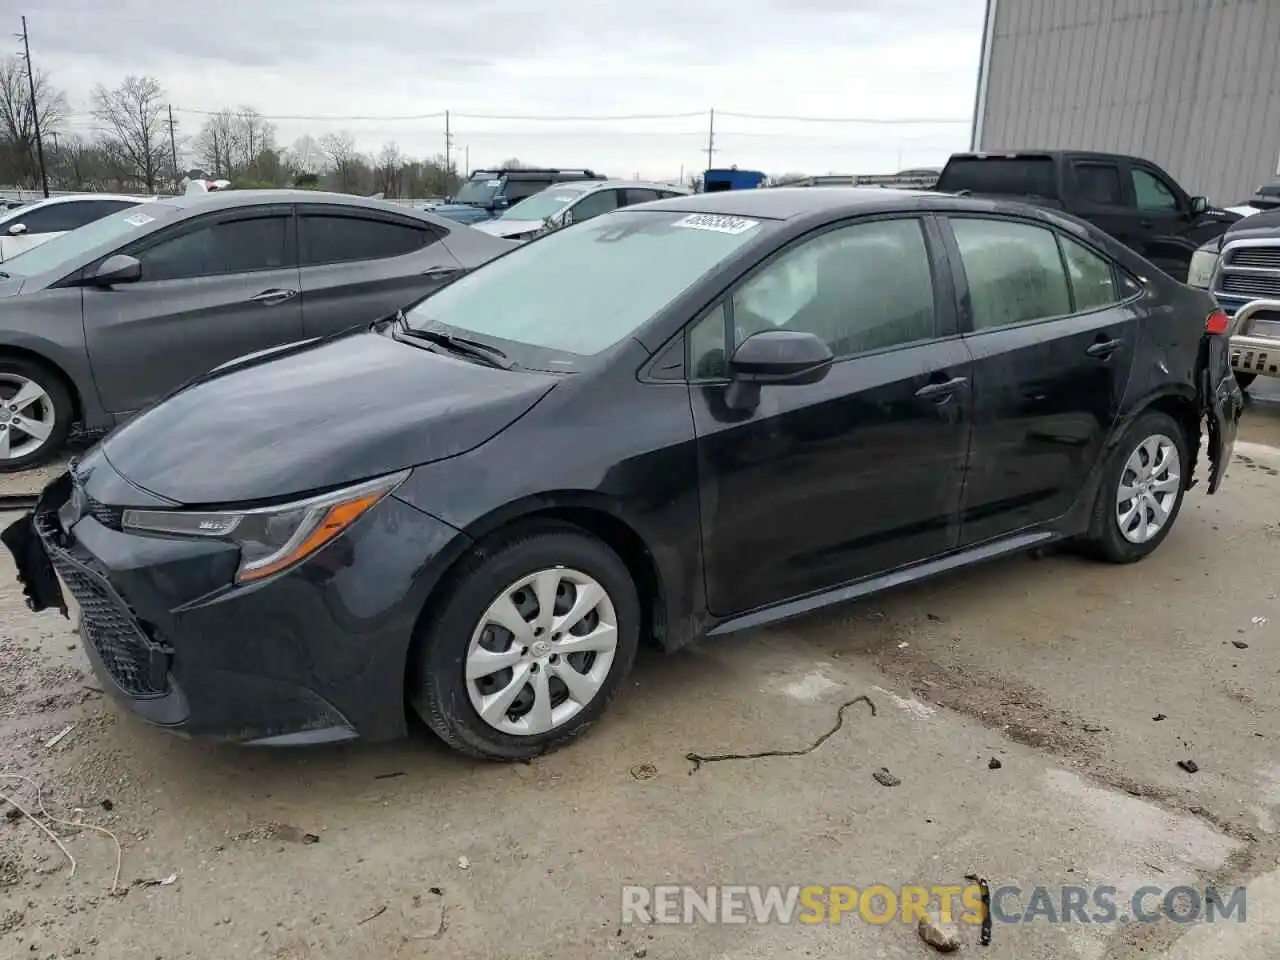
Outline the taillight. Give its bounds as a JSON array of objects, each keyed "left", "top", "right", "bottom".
[{"left": 1206, "top": 308, "right": 1230, "bottom": 335}]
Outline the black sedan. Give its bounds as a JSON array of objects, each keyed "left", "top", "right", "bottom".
[{"left": 4, "top": 189, "right": 1242, "bottom": 760}]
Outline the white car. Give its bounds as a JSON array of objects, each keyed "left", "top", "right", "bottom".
[{"left": 0, "top": 194, "right": 155, "bottom": 262}]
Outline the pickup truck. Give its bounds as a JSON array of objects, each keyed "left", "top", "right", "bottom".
[
  {"left": 934, "top": 151, "right": 1239, "bottom": 281},
  {"left": 1187, "top": 207, "right": 1280, "bottom": 391}
]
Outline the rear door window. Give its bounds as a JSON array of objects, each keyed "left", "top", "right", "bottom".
[
  {"left": 299, "top": 213, "right": 436, "bottom": 266},
  {"left": 1073, "top": 163, "right": 1125, "bottom": 206},
  {"left": 950, "top": 217, "right": 1072, "bottom": 330}
]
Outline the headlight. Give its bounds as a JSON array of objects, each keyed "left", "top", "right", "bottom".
[
  {"left": 1186, "top": 246, "right": 1220, "bottom": 289},
  {"left": 121, "top": 470, "right": 409, "bottom": 583}
]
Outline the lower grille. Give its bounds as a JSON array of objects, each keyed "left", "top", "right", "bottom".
[{"left": 35, "top": 513, "right": 170, "bottom": 697}]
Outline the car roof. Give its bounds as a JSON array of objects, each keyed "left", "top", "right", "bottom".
[
  {"left": 638, "top": 186, "right": 954, "bottom": 220},
  {"left": 0, "top": 192, "right": 149, "bottom": 213},
  {"left": 543, "top": 179, "right": 690, "bottom": 195},
  {"left": 163, "top": 189, "right": 460, "bottom": 227}
]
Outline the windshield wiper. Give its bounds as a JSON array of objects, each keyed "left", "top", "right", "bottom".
[
  {"left": 394, "top": 312, "right": 514, "bottom": 369},
  {"left": 0, "top": 271, "right": 10, "bottom": 279}
]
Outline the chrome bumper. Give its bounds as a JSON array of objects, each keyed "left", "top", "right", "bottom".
[{"left": 1228, "top": 300, "right": 1280, "bottom": 379}]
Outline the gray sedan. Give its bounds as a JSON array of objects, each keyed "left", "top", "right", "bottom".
[{"left": 0, "top": 190, "right": 514, "bottom": 470}]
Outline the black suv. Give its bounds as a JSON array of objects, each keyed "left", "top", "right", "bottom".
[{"left": 433, "top": 169, "right": 606, "bottom": 225}]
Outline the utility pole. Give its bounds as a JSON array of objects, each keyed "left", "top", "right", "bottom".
[
  {"left": 464, "top": 145, "right": 469, "bottom": 176},
  {"left": 167, "top": 105, "right": 180, "bottom": 192},
  {"left": 705, "top": 108, "right": 715, "bottom": 173},
  {"left": 18, "top": 17, "right": 49, "bottom": 198},
  {"left": 444, "top": 110, "right": 452, "bottom": 178}
]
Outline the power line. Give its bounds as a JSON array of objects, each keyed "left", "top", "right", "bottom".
[
  {"left": 169, "top": 106, "right": 448, "bottom": 122},
  {"left": 717, "top": 110, "right": 970, "bottom": 124}
]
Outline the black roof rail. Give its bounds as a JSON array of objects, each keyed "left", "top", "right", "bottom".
[{"left": 467, "top": 167, "right": 604, "bottom": 178}]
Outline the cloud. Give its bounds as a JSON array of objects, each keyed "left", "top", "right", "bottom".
[{"left": 31, "top": 0, "right": 985, "bottom": 178}]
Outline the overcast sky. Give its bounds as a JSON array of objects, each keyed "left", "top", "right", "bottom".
[{"left": 31, "top": 0, "right": 985, "bottom": 180}]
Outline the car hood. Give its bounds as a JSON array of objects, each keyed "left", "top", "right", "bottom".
[
  {"left": 472, "top": 219, "right": 543, "bottom": 239},
  {"left": 431, "top": 203, "right": 492, "bottom": 224},
  {"left": 1222, "top": 206, "right": 1280, "bottom": 242},
  {"left": 101, "top": 329, "right": 558, "bottom": 505}
]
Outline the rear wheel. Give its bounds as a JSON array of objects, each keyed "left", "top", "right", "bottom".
[
  {"left": 1083, "top": 410, "right": 1188, "bottom": 564},
  {"left": 409, "top": 523, "right": 640, "bottom": 760},
  {"left": 0, "top": 357, "right": 72, "bottom": 472},
  {"left": 1234, "top": 371, "right": 1257, "bottom": 392}
]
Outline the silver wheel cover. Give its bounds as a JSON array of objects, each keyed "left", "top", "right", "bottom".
[
  {"left": 1116, "top": 433, "right": 1180, "bottom": 544},
  {"left": 0, "top": 374, "right": 56, "bottom": 460},
  {"left": 465, "top": 567, "right": 619, "bottom": 736}
]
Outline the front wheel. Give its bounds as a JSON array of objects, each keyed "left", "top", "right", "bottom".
[
  {"left": 1082, "top": 411, "right": 1188, "bottom": 564},
  {"left": 409, "top": 523, "right": 640, "bottom": 760},
  {"left": 0, "top": 357, "right": 73, "bottom": 473}
]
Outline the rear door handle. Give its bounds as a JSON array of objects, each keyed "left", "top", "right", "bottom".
[
  {"left": 1086, "top": 338, "right": 1124, "bottom": 358},
  {"left": 250, "top": 288, "right": 297, "bottom": 306},
  {"left": 914, "top": 376, "right": 968, "bottom": 401}
]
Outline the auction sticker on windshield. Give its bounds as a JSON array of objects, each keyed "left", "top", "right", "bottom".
[
  {"left": 673, "top": 213, "right": 760, "bottom": 235},
  {"left": 124, "top": 212, "right": 155, "bottom": 227}
]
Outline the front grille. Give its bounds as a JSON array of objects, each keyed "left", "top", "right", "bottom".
[
  {"left": 35, "top": 512, "right": 170, "bottom": 697},
  {"left": 1226, "top": 247, "right": 1280, "bottom": 270},
  {"left": 1218, "top": 272, "right": 1280, "bottom": 299}
]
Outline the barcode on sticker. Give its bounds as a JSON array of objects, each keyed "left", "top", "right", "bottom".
[{"left": 673, "top": 213, "right": 760, "bottom": 235}]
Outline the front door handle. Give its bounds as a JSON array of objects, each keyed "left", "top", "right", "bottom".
[
  {"left": 1086, "top": 338, "right": 1124, "bottom": 358},
  {"left": 423, "top": 266, "right": 462, "bottom": 281},
  {"left": 250, "top": 288, "right": 298, "bottom": 306},
  {"left": 914, "top": 376, "right": 968, "bottom": 401}
]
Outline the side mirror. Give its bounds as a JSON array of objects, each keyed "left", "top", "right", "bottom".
[
  {"left": 7, "top": 223, "right": 26, "bottom": 236},
  {"left": 491, "top": 196, "right": 510, "bottom": 210},
  {"left": 1189, "top": 196, "right": 1210, "bottom": 217},
  {"left": 90, "top": 254, "right": 142, "bottom": 287},
  {"left": 561, "top": 207, "right": 575, "bottom": 226},
  {"left": 724, "top": 329, "right": 833, "bottom": 410}
]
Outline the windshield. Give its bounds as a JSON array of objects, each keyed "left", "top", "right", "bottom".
[
  {"left": 2, "top": 203, "right": 178, "bottom": 277},
  {"left": 452, "top": 178, "right": 501, "bottom": 206},
  {"left": 500, "top": 188, "right": 585, "bottom": 221},
  {"left": 405, "top": 209, "right": 771, "bottom": 368}
]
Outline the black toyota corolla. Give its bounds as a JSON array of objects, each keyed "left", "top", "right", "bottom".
[{"left": 3, "top": 189, "right": 1242, "bottom": 761}]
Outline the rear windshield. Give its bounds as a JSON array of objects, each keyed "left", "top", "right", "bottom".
[{"left": 938, "top": 157, "right": 1059, "bottom": 199}]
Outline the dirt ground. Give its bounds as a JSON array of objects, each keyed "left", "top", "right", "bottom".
[{"left": 3, "top": 398, "right": 1280, "bottom": 960}]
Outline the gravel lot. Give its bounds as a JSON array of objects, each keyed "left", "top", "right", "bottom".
[{"left": 2, "top": 399, "right": 1279, "bottom": 960}]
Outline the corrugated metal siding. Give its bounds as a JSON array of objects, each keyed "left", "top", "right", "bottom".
[{"left": 978, "top": 0, "right": 1280, "bottom": 203}]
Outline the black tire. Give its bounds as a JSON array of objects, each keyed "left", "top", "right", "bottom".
[
  {"left": 409, "top": 521, "right": 641, "bottom": 760},
  {"left": 1234, "top": 371, "right": 1257, "bottom": 392},
  {"left": 1082, "top": 410, "right": 1189, "bottom": 564},
  {"left": 0, "top": 356, "right": 73, "bottom": 473}
]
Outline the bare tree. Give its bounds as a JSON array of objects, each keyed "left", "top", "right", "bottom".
[
  {"left": 193, "top": 108, "right": 238, "bottom": 178},
  {"left": 499, "top": 157, "right": 525, "bottom": 170},
  {"left": 92, "top": 75, "right": 167, "bottom": 191},
  {"left": 320, "top": 131, "right": 360, "bottom": 192},
  {"left": 288, "top": 134, "right": 322, "bottom": 174},
  {"left": 375, "top": 141, "right": 404, "bottom": 196},
  {"left": 0, "top": 55, "right": 68, "bottom": 186},
  {"left": 235, "top": 106, "right": 275, "bottom": 172}
]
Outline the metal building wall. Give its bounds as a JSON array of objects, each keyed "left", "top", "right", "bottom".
[{"left": 974, "top": 0, "right": 1280, "bottom": 203}]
